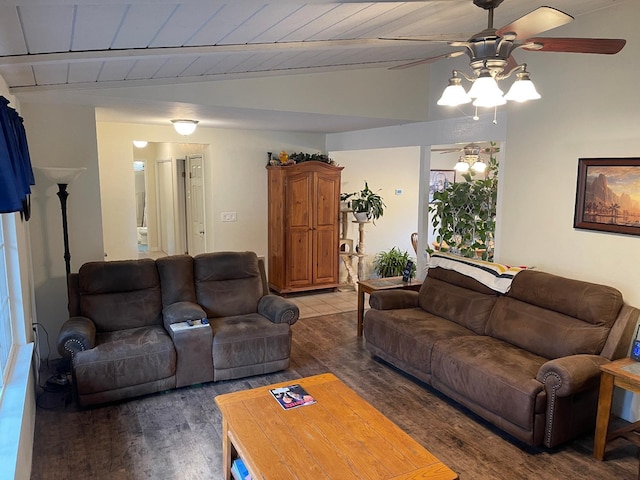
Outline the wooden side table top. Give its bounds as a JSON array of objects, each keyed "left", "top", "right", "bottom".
[
  {"left": 358, "top": 276, "right": 422, "bottom": 293},
  {"left": 593, "top": 358, "right": 640, "bottom": 460},
  {"left": 215, "top": 373, "right": 458, "bottom": 480}
]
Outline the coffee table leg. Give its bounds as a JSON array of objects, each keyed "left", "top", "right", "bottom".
[
  {"left": 357, "top": 283, "right": 365, "bottom": 337},
  {"left": 594, "top": 372, "right": 614, "bottom": 460},
  {"left": 222, "top": 418, "right": 231, "bottom": 480}
]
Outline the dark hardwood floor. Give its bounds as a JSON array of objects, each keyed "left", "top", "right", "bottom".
[{"left": 32, "top": 311, "right": 639, "bottom": 479}]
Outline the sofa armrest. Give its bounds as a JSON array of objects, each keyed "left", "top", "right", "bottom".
[
  {"left": 369, "top": 290, "right": 419, "bottom": 310},
  {"left": 536, "top": 354, "right": 609, "bottom": 397},
  {"left": 57, "top": 317, "right": 96, "bottom": 358},
  {"left": 258, "top": 295, "right": 299, "bottom": 325},
  {"left": 162, "top": 302, "right": 207, "bottom": 330}
]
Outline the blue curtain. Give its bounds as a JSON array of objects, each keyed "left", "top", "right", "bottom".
[{"left": 0, "top": 96, "right": 34, "bottom": 218}]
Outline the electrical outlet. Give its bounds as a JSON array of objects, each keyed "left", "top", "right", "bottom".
[{"left": 221, "top": 212, "right": 237, "bottom": 222}]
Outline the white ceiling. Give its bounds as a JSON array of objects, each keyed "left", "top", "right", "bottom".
[{"left": 0, "top": 0, "right": 625, "bottom": 132}]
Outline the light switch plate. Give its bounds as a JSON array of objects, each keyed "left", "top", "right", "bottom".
[{"left": 221, "top": 212, "right": 237, "bottom": 222}]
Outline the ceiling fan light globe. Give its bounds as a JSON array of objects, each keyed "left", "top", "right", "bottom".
[
  {"left": 471, "top": 161, "right": 487, "bottom": 173},
  {"left": 467, "top": 73, "right": 503, "bottom": 99},
  {"left": 472, "top": 94, "right": 507, "bottom": 108},
  {"left": 437, "top": 84, "right": 471, "bottom": 106},
  {"left": 454, "top": 161, "right": 470, "bottom": 172},
  {"left": 504, "top": 78, "right": 541, "bottom": 102}
]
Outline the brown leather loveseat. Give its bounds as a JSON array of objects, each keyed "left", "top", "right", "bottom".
[
  {"left": 57, "top": 251, "right": 299, "bottom": 407},
  {"left": 364, "top": 260, "right": 639, "bottom": 448}
]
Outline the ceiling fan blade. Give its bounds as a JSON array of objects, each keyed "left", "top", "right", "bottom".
[
  {"left": 389, "top": 50, "right": 466, "bottom": 70},
  {"left": 497, "top": 6, "right": 573, "bottom": 40},
  {"left": 379, "top": 34, "right": 470, "bottom": 43},
  {"left": 522, "top": 37, "right": 626, "bottom": 54}
]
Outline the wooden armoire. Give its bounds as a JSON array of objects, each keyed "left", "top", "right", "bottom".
[{"left": 267, "top": 161, "right": 343, "bottom": 294}]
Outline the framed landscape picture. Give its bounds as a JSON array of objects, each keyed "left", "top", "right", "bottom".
[
  {"left": 429, "top": 170, "right": 455, "bottom": 203},
  {"left": 574, "top": 158, "right": 640, "bottom": 236}
]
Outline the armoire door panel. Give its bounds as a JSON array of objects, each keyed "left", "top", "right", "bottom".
[
  {"left": 287, "top": 229, "right": 313, "bottom": 286},
  {"left": 314, "top": 227, "right": 338, "bottom": 283}
]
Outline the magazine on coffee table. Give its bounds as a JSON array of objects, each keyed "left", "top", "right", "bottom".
[{"left": 270, "top": 384, "right": 316, "bottom": 410}]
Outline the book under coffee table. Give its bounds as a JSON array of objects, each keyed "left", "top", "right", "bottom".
[{"left": 215, "top": 373, "right": 458, "bottom": 480}]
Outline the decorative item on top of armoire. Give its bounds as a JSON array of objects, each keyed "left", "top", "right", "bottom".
[{"left": 267, "top": 161, "right": 343, "bottom": 294}]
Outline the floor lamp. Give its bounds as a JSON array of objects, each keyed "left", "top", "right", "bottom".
[{"left": 37, "top": 167, "right": 86, "bottom": 278}]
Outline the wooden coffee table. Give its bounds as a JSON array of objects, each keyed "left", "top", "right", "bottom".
[
  {"left": 215, "top": 373, "right": 458, "bottom": 480},
  {"left": 357, "top": 277, "right": 422, "bottom": 336}
]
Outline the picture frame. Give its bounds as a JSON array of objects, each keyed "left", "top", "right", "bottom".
[
  {"left": 574, "top": 157, "right": 640, "bottom": 236},
  {"left": 429, "top": 170, "right": 456, "bottom": 203}
]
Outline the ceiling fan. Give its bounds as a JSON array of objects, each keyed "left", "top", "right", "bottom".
[
  {"left": 432, "top": 142, "right": 499, "bottom": 173},
  {"left": 388, "top": 0, "right": 626, "bottom": 109}
]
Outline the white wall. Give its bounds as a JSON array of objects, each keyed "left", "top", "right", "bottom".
[
  {"left": 22, "top": 102, "right": 104, "bottom": 360},
  {"left": 331, "top": 147, "right": 421, "bottom": 280},
  {"left": 97, "top": 122, "right": 325, "bottom": 262}
]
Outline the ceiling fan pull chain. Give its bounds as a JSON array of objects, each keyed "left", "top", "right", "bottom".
[
  {"left": 493, "top": 107, "right": 498, "bottom": 125},
  {"left": 473, "top": 106, "right": 479, "bottom": 121}
]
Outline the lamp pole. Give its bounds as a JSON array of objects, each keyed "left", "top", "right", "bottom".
[{"left": 56, "top": 183, "right": 71, "bottom": 278}]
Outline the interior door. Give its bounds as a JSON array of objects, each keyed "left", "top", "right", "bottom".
[
  {"left": 156, "top": 159, "right": 176, "bottom": 255},
  {"left": 186, "top": 154, "right": 206, "bottom": 255}
]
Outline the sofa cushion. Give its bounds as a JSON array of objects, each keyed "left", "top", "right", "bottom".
[
  {"left": 73, "top": 325, "right": 176, "bottom": 396},
  {"left": 364, "top": 307, "right": 475, "bottom": 376},
  {"left": 194, "top": 252, "right": 263, "bottom": 317},
  {"left": 431, "top": 336, "right": 547, "bottom": 431},
  {"left": 78, "top": 259, "right": 163, "bottom": 332},
  {"left": 486, "top": 270, "right": 623, "bottom": 359},
  {"left": 507, "top": 270, "right": 623, "bottom": 326},
  {"left": 418, "top": 276, "right": 498, "bottom": 335},
  {"left": 156, "top": 255, "right": 197, "bottom": 306},
  {"left": 211, "top": 313, "right": 291, "bottom": 370},
  {"left": 486, "top": 297, "right": 613, "bottom": 359}
]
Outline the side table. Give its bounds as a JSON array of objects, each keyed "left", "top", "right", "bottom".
[
  {"left": 357, "top": 276, "right": 422, "bottom": 337},
  {"left": 593, "top": 357, "right": 640, "bottom": 460}
]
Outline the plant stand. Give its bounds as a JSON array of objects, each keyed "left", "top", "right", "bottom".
[
  {"left": 339, "top": 210, "right": 358, "bottom": 285},
  {"left": 353, "top": 220, "right": 369, "bottom": 282}
]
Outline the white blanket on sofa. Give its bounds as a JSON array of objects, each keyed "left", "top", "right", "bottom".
[{"left": 427, "top": 252, "right": 526, "bottom": 293}]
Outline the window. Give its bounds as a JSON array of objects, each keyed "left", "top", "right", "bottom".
[{"left": 0, "top": 217, "right": 12, "bottom": 391}]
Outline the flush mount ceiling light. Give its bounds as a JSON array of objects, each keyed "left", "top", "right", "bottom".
[
  {"left": 133, "top": 140, "right": 148, "bottom": 148},
  {"left": 171, "top": 119, "right": 198, "bottom": 136}
]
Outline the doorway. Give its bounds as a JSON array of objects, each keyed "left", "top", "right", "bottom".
[{"left": 132, "top": 143, "right": 208, "bottom": 258}]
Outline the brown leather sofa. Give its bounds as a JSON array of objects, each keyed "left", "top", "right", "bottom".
[
  {"left": 364, "top": 266, "right": 639, "bottom": 448},
  {"left": 57, "top": 251, "right": 299, "bottom": 407}
]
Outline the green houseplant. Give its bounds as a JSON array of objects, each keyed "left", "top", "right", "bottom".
[
  {"left": 427, "top": 143, "right": 499, "bottom": 261},
  {"left": 373, "top": 247, "right": 416, "bottom": 278},
  {"left": 348, "top": 182, "right": 385, "bottom": 223}
]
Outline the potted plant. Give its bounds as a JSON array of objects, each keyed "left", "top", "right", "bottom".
[
  {"left": 427, "top": 143, "right": 499, "bottom": 261},
  {"left": 349, "top": 182, "right": 385, "bottom": 223},
  {"left": 373, "top": 247, "right": 416, "bottom": 278}
]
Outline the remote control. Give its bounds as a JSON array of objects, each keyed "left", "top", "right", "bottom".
[{"left": 186, "top": 319, "right": 194, "bottom": 326}]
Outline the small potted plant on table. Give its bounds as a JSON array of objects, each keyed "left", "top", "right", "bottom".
[{"left": 349, "top": 182, "right": 385, "bottom": 224}]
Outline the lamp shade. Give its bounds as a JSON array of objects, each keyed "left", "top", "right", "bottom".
[
  {"left": 454, "top": 160, "right": 470, "bottom": 172},
  {"left": 437, "top": 75, "right": 471, "bottom": 106},
  {"left": 171, "top": 119, "right": 198, "bottom": 136},
  {"left": 36, "top": 166, "right": 86, "bottom": 184},
  {"left": 504, "top": 72, "right": 541, "bottom": 102},
  {"left": 468, "top": 70, "right": 505, "bottom": 108},
  {"left": 471, "top": 160, "right": 487, "bottom": 173},
  {"left": 133, "top": 140, "right": 148, "bottom": 148}
]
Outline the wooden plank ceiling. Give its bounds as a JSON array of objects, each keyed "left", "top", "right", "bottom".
[{"left": 0, "top": 0, "right": 620, "bottom": 91}]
